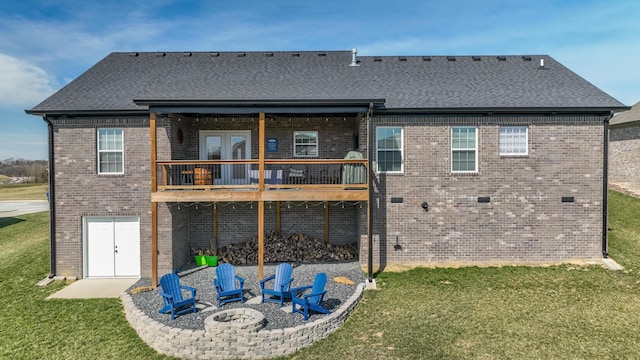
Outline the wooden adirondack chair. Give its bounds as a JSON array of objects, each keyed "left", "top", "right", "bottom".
[
  {"left": 260, "top": 263, "right": 294, "bottom": 306},
  {"left": 158, "top": 273, "right": 197, "bottom": 320},
  {"left": 213, "top": 263, "right": 245, "bottom": 306},
  {"left": 291, "top": 272, "right": 331, "bottom": 321}
]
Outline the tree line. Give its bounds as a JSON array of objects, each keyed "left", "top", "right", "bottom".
[{"left": 0, "top": 159, "right": 48, "bottom": 183}]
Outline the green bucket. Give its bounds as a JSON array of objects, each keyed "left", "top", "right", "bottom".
[
  {"left": 194, "top": 255, "right": 207, "bottom": 266},
  {"left": 205, "top": 255, "right": 218, "bottom": 267}
]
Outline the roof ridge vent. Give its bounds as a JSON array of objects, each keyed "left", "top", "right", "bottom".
[
  {"left": 522, "top": 55, "right": 532, "bottom": 61},
  {"left": 264, "top": 52, "right": 273, "bottom": 57},
  {"left": 182, "top": 52, "right": 192, "bottom": 57},
  {"left": 422, "top": 56, "right": 431, "bottom": 61},
  {"left": 128, "top": 52, "right": 139, "bottom": 57},
  {"left": 374, "top": 56, "right": 382, "bottom": 62},
  {"left": 472, "top": 56, "right": 481, "bottom": 61},
  {"left": 398, "top": 56, "right": 407, "bottom": 62},
  {"left": 210, "top": 52, "right": 219, "bottom": 57},
  {"left": 497, "top": 56, "right": 507, "bottom": 61},
  {"left": 447, "top": 56, "right": 456, "bottom": 61},
  {"left": 237, "top": 52, "right": 246, "bottom": 57},
  {"left": 155, "top": 52, "right": 166, "bottom": 57},
  {"left": 349, "top": 48, "right": 360, "bottom": 67}
]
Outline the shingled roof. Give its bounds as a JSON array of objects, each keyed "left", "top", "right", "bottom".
[
  {"left": 610, "top": 101, "right": 640, "bottom": 126},
  {"left": 28, "top": 50, "right": 626, "bottom": 115}
]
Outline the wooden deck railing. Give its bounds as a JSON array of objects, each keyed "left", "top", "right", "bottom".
[{"left": 156, "top": 159, "right": 368, "bottom": 192}]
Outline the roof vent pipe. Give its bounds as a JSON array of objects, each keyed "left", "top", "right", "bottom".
[
  {"left": 539, "top": 58, "right": 545, "bottom": 69},
  {"left": 350, "top": 48, "right": 360, "bottom": 67}
]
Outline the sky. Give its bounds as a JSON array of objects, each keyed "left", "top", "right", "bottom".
[{"left": 1, "top": 0, "right": 639, "bottom": 160}]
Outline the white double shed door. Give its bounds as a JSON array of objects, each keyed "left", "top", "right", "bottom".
[{"left": 83, "top": 216, "right": 140, "bottom": 278}]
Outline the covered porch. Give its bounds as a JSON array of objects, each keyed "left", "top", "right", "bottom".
[{"left": 146, "top": 101, "right": 381, "bottom": 285}]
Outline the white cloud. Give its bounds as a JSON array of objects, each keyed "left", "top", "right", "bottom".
[{"left": 0, "top": 53, "right": 56, "bottom": 107}]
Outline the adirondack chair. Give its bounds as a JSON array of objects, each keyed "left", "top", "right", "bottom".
[
  {"left": 158, "top": 273, "right": 197, "bottom": 320},
  {"left": 291, "top": 272, "right": 331, "bottom": 321},
  {"left": 213, "top": 263, "right": 245, "bottom": 306},
  {"left": 260, "top": 263, "right": 294, "bottom": 306}
]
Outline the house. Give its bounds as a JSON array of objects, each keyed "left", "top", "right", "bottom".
[
  {"left": 27, "top": 50, "right": 627, "bottom": 284},
  {"left": 609, "top": 101, "right": 640, "bottom": 196}
]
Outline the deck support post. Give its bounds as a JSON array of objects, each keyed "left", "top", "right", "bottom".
[
  {"left": 212, "top": 204, "right": 218, "bottom": 255},
  {"left": 276, "top": 201, "right": 281, "bottom": 234},
  {"left": 258, "top": 112, "right": 266, "bottom": 279},
  {"left": 150, "top": 112, "right": 158, "bottom": 287},
  {"left": 324, "top": 201, "right": 329, "bottom": 244}
]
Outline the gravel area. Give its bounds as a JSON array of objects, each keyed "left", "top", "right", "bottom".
[{"left": 128, "top": 262, "right": 366, "bottom": 330}]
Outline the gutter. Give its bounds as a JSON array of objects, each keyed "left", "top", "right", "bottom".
[
  {"left": 602, "top": 112, "right": 612, "bottom": 258},
  {"left": 43, "top": 116, "right": 57, "bottom": 278},
  {"left": 367, "top": 103, "right": 374, "bottom": 283}
]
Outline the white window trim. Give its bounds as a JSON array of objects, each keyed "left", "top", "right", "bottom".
[
  {"left": 293, "top": 131, "right": 319, "bottom": 158},
  {"left": 499, "top": 126, "right": 529, "bottom": 156},
  {"left": 376, "top": 126, "right": 404, "bottom": 174},
  {"left": 97, "top": 128, "right": 124, "bottom": 175},
  {"left": 451, "top": 126, "right": 478, "bottom": 174}
]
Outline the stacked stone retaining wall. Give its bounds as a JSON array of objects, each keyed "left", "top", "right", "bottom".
[{"left": 122, "top": 283, "right": 365, "bottom": 359}]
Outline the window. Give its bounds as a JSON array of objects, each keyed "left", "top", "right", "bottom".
[
  {"left": 376, "top": 127, "right": 403, "bottom": 173},
  {"left": 451, "top": 126, "right": 477, "bottom": 173},
  {"left": 97, "top": 128, "right": 124, "bottom": 174},
  {"left": 500, "top": 126, "right": 528, "bottom": 155},
  {"left": 293, "top": 131, "right": 318, "bottom": 157}
]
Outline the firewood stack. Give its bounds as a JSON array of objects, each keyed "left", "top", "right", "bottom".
[{"left": 218, "top": 231, "right": 358, "bottom": 265}]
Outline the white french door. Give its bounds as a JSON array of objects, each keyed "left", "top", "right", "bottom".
[{"left": 199, "top": 131, "right": 251, "bottom": 184}]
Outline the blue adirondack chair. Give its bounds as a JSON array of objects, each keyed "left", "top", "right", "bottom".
[
  {"left": 213, "top": 263, "right": 245, "bottom": 306},
  {"left": 158, "top": 273, "right": 197, "bottom": 320},
  {"left": 291, "top": 272, "right": 331, "bottom": 321},
  {"left": 260, "top": 263, "right": 294, "bottom": 306}
]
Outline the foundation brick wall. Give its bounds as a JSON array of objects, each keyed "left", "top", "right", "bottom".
[
  {"left": 609, "top": 124, "right": 640, "bottom": 189},
  {"left": 360, "top": 114, "right": 606, "bottom": 269}
]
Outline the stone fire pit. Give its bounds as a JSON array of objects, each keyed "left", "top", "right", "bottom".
[{"left": 205, "top": 308, "right": 265, "bottom": 333}]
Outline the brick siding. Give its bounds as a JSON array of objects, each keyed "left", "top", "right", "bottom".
[
  {"left": 49, "top": 113, "right": 607, "bottom": 279},
  {"left": 360, "top": 114, "right": 606, "bottom": 270},
  {"left": 609, "top": 124, "right": 640, "bottom": 190}
]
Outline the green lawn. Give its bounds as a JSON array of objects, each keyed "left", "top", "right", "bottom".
[
  {"left": 0, "top": 183, "right": 48, "bottom": 201},
  {"left": 2, "top": 191, "right": 640, "bottom": 359},
  {"left": 0, "top": 213, "right": 171, "bottom": 360}
]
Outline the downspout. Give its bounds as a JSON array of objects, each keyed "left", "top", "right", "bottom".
[
  {"left": 602, "top": 112, "right": 612, "bottom": 258},
  {"left": 367, "top": 103, "right": 374, "bottom": 283},
  {"left": 43, "top": 116, "right": 56, "bottom": 278}
]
